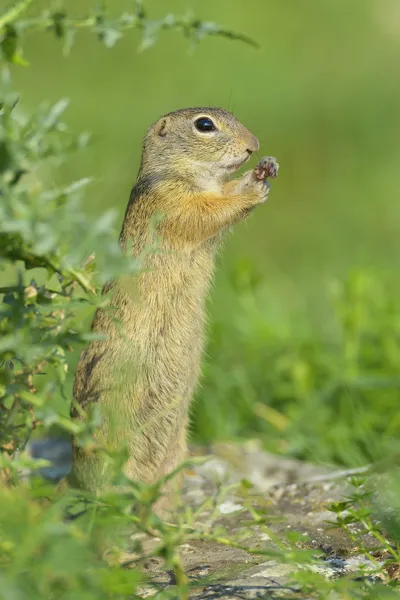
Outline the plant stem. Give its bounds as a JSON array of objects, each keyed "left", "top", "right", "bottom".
[{"left": 0, "top": 0, "right": 33, "bottom": 30}]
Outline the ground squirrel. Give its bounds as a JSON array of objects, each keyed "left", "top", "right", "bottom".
[{"left": 71, "top": 107, "right": 278, "bottom": 512}]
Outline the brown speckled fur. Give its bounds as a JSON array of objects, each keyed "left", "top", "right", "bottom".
[{"left": 71, "top": 107, "right": 276, "bottom": 514}]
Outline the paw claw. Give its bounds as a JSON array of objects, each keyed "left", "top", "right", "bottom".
[{"left": 254, "top": 156, "right": 279, "bottom": 181}]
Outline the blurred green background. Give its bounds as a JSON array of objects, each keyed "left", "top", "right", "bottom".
[
  {"left": 14, "top": 0, "right": 400, "bottom": 320},
  {"left": 10, "top": 0, "right": 400, "bottom": 464}
]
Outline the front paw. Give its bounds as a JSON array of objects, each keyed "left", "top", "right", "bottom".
[
  {"left": 253, "top": 156, "right": 279, "bottom": 182},
  {"left": 256, "top": 179, "right": 271, "bottom": 204}
]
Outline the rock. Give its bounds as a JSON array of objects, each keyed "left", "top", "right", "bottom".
[{"left": 28, "top": 438, "right": 387, "bottom": 598}]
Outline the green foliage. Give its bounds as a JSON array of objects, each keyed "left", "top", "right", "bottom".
[
  {"left": 326, "top": 475, "right": 400, "bottom": 589},
  {"left": 195, "top": 267, "right": 400, "bottom": 467},
  {"left": 0, "top": 481, "right": 144, "bottom": 599},
  {"left": 0, "top": 80, "right": 144, "bottom": 458},
  {"left": 0, "top": 0, "right": 257, "bottom": 64},
  {"left": 0, "top": 457, "right": 205, "bottom": 599}
]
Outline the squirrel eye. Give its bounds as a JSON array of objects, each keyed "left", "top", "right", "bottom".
[{"left": 194, "top": 117, "right": 217, "bottom": 133}]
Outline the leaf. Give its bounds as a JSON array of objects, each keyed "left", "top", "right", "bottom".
[
  {"left": 0, "top": 140, "right": 14, "bottom": 174},
  {"left": 64, "top": 177, "right": 92, "bottom": 195},
  {"left": 1, "top": 24, "right": 16, "bottom": 62},
  {"left": 193, "top": 20, "right": 259, "bottom": 48},
  {"left": 62, "top": 27, "right": 76, "bottom": 56},
  {"left": 51, "top": 11, "right": 66, "bottom": 39},
  {"left": 0, "top": 24, "right": 28, "bottom": 65},
  {"left": 10, "top": 49, "right": 28, "bottom": 66},
  {"left": 41, "top": 98, "right": 70, "bottom": 131},
  {"left": 0, "top": 333, "right": 18, "bottom": 353},
  {"left": 100, "top": 27, "right": 123, "bottom": 49},
  {"left": 19, "top": 390, "right": 45, "bottom": 408},
  {"left": 329, "top": 501, "right": 352, "bottom": 514},
  {"left": 139, "top": 21, "right": 160, "bottom": 51}
]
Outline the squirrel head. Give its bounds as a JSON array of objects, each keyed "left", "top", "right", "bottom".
[{"left": 139, "top": 107, "right": 259, "bottom": 190}]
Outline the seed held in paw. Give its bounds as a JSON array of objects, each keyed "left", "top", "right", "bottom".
[{"left": 254, "top": 156, "right": 279, "bottom": 182}]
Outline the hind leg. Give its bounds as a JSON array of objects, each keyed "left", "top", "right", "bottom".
[{"left": 151, "top": 426, "right": 188, "bottom": 519}]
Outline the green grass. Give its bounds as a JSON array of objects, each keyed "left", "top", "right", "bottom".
[{"left": 194, "top": 269, "right": 400, "bottom": 467}]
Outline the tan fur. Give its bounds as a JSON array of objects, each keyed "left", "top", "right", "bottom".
[{"left": 71, "top": 107, "right": 276, "bottom": 513}]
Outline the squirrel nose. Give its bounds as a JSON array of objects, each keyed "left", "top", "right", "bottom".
[{"left": 246, "top": 134, "right": 260, "bottom": 154}]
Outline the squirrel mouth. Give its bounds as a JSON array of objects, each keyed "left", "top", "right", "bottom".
[{"left": 226, "top": 154, "right": 251, "bottom": 172}]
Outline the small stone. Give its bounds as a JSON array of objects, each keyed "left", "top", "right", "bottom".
[{"left": 219, "top": 500, "right": 243, "bottom": 514}]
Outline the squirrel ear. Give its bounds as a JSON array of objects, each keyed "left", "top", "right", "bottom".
[{"left": 155, "top": 118, "right": 168, "bottom": 138}]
